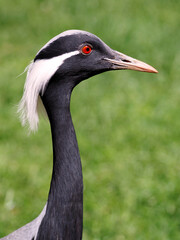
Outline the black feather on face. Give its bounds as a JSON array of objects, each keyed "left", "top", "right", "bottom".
[
  {"left": 35, "top": 31, "right": 113, "bottom": 61},
  {"left": 35, "top": 31, "right": 115, "bottom": 82}
]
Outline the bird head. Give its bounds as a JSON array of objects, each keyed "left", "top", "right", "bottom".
[
  {"left": 35, "top": 30, "right": 157, "bottom": 80},
  {"left": 18, "top": 30, "right": 158, "bottom": 131}
]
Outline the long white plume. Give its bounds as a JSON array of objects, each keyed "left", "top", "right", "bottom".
[{"left": 18, "top": 50, "right": 79, "bottom": 132}]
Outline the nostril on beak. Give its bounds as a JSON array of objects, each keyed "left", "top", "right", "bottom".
[{"left": 122, "top": 59, "right": 131, "bottom": 63}]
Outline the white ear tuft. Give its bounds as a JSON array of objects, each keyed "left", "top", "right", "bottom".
[
  {"left": 17, "top": 61, "right": 43, "bottom": 132},
  {"left": 18, "top": 50, "right": 80, "bottom": 132}
]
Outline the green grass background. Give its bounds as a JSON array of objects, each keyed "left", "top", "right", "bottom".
[{"left": 0, "top": 0, "right": 180, "bottom": 239}]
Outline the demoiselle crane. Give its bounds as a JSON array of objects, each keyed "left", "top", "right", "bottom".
[{"left": 1, "top": 30, "right": 157, "bottom": 240}]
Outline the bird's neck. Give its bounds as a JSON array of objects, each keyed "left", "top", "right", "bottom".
[{"left": 37, "top": 78, "right": 83, "bottom": 240}]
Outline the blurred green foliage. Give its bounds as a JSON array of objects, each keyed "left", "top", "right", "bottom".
[{"left": 0, "top": 0, "right": 180, "bottom": 239}]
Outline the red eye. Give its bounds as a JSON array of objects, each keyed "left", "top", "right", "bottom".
[{"left": 81, "top": 45, "right": 92, "bottom": 55}]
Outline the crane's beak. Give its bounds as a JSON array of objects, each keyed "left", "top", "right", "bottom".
[{"left": 105, "top": 50, "right": 158, "bottom": 73}]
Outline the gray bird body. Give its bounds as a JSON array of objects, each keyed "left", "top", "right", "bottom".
[{"left": 1, "top": 205, "right": 46, "bottom": 240}]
